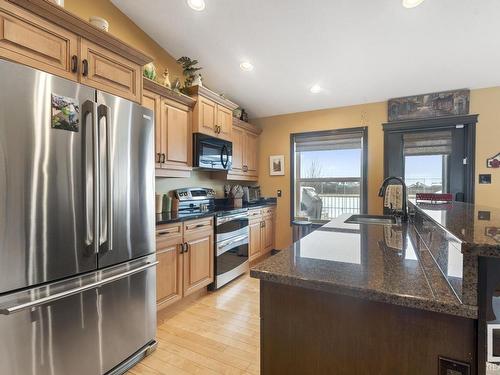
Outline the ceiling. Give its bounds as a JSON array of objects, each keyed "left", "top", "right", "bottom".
[{"left": 112, "top": 0, "right": 500, "bottom": 118}]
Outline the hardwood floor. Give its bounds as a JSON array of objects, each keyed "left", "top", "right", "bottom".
[{"left": 127, "top": 273, "right": 260, "bottom": 375}]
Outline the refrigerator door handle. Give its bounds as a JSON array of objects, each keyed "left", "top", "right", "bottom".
[
  {"left": 0, "top": 261, "right": 158, "bottom": 315},
  {"left": 98, "top": 104, "right": 113, "bottom": 252},
  {"left": 82, "top": 100, "right": 100, "bottom": 254}
]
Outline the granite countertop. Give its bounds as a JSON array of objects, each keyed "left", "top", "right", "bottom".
[
  {"left": 251, "top": 213, "right": 478, "bottom": 319},
  {"left": 410, "top": 200, "right": 500, "bottom": 256},
  {"left": 156, "top": 198, "right": 277, "bottom": 225}
]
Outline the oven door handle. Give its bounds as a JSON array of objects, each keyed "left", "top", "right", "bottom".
[
  {"left": 216, "top": 235, "right": 248, "bottom": 257},
  {"left": 217, "top": 213, "right": 249, "bottom": 225}
]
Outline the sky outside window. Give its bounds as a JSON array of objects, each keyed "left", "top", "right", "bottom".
[{"left": 299, "top": 149, "right": 361, "bottom": 178}]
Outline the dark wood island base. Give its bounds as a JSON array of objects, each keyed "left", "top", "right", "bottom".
[{"left": 260, "top": 281, "right": 477, "bottom": 375}]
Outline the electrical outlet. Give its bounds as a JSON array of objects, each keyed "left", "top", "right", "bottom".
[{"left": 277, "top": 189, "right": 282, "bottom": 197}]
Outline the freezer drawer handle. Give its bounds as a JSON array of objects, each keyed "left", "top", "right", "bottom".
[{"left": 0, "top": 261, "right": 158, "bottom": 315}]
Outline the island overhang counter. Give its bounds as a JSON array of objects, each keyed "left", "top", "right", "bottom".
[{"left": 251, "top": 201, "right": 500, "bottom": 374}]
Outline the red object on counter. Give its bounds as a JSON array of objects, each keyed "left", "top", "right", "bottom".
[{"left": 415, "top": 193, "right": 453, "bottom": 203}]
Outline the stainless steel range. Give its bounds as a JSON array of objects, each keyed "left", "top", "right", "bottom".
[{"left": 174, "top": 188, "right": 249, "bottom": 289}]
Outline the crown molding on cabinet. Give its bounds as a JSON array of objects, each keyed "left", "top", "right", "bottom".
[
  {"left": 143, "top": 78, "right": 196, "bottom": 108},
  {"left": 8, "top": 0, "right": 153, "bottom": 65}
]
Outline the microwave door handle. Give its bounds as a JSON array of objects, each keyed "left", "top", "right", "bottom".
[
  {"left": 98, "top": 104, "right": 113, "bottom": 252},
  {"left": 220, "top": 145, "right": 226, "bottom": 168},
  {"left": 221, "top": 144, "right": 229, "bottom": 169},
  {"left": 82, "top": 100, "right": 99, "bottom": 254}
]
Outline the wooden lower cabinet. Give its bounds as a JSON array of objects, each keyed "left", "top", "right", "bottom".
[
  {"left": 248, "top": 206, "right": 276, "bottom": 262},
  {"left": 263, "top": 214, "right": 275, "bottom": 253},
  {"left": 156, "top": 241, "right": 183, "bottom": 309},
  {"left": 156, "top": 218, "right": 214, "bottom": 310},
  {"left": 183, "top": 228, "right": 214, "bottom": 296},
  {"left": 249, "top": 219, "right": 262, "bottom": 261}
]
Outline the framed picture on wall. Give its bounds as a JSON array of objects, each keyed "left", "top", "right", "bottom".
[{"left": 269, "top": 155, "right": 285, "bottom": 176}]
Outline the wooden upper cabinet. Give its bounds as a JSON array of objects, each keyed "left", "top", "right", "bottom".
[
  {"left": 0, "top": 3, "right": 78, "bottom": 80},
  {"left": 217, "top": 105, "right": 232, "bottom": 140},
  {"left": 165, "top": 102, "right": 189, "bottom": 164},
  {"left": 194, "top": 95, "right": 217, "bottom": 135},
  {"left": 186, "top": 85, "right": 238, "bottom": 141},
  {"left": 228, "top": 119, "right": 261, "bottom": 181},
  {"left": 142, "top": 80, "right": 195, "bottom": 178},
  {"left": 231, "top": 125, "right": 244, "bottom": 173},
  {"left": 0, "top": 1, "right": 152, "bottom": 102},
  {"left": 245, "top": 131, "right": 259, "bottom": 176},
  {"left": 80, "top": 38, "right": 141, "bottom": 102},
  {"left": 183, "top": 228, "right": 214, "bottom": 297},
  {"left": 142, "top": 89, "right": 162, "bottom": 168},
  {"left": 158, "top": 98, "right": 191, "bottom": 176}
]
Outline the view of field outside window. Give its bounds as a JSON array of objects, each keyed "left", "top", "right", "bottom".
[
  {"left": 295, "top": 148, "right": 362, "bottom": 221},
  {"left": 404, "top": 154, "right": 446, "bottom": 198}
]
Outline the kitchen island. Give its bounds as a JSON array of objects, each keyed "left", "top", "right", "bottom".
[{"left": 251, "top": 201, "right": 500, "bottom": 374}]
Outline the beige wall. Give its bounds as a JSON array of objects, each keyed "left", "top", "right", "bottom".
[
  {"left": 64, "top": 0, "right": 183, "bottom": 81},
  {"left": 254, "top": 87, "right": 500, "bottom": 250},
  {"left": 253, "top": 102, "right": 387, "bottom": 249},
  {"left": 470, "top": 87, "right": 500, "bottom": 207}
]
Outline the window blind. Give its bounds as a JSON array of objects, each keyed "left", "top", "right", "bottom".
[
  {"left": 295, "top": 131, "right": 363, "bottom": 152},
  {"left": 403, "top": 130, "right": 452, "bottom": 156}
]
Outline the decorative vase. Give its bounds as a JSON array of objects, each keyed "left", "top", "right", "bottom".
[{"left": 89, "top": 16, "right": 109, "bottom": 32}]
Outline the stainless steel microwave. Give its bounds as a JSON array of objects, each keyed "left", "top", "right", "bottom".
[{"left": 193, "top": 133, "right": 232, "bottom": 171}]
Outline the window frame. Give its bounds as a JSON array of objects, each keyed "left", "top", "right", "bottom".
[
  {"left": 290, "top": 127, "right": 368, "bottom": 224},
  {"left": 383, "top": 114, "right": 478, "bottom": 203}
]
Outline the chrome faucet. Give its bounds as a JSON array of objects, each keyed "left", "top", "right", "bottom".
[{"left": 378, "top": 176, "right": 408, "bottom": 222}]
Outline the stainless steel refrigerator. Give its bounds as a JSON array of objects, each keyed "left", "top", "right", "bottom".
[{"left": 0, "top": 59, "right": 157, "bottom": 375}]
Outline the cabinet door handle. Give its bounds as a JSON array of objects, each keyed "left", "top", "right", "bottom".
[
  {"left": 160, "top": 153, "right": 166, "bottom": 163},
  {"left": 155, "top": 153, "right": 160, "bottom": 163},
  {"left": 71, "top": 55, "right": 78, "bottom": 73},
  {"left": 82, "top": 59, "right": 89, "bottom": 76},
  {"left": 184, "top": 242, "right": 189, "bottom": 253}
]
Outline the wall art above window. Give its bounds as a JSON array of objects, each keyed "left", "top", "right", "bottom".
[{"left": 388, "top": 89, "right": 469, "bottom": 122}]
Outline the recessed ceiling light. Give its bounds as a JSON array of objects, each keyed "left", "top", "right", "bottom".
[
  {"left": 310, "top": 84, "right": 321, "bottom": 94},
  {"left": 187, "top": 0, "right": 205, "bottom": 11},
  {"left": 402, "top": 0, "right": 425, "bottom": 8},
  {"left": 240, "top": 61, "right": 254, "bottom": 71}
]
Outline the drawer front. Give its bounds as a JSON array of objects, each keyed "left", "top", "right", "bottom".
[
  {"left": 248, "top": 209, "right": 262, "bottom": 220},
  {"left": 0, "top": 5, "right": 78, "bottom": 80},
  {"left": 156, "top": 223, "right": 183, "bottom": 245},
  {"left": 184, "top": 217, "right": 214, "bottom": 234},
  {"left": 262, "top": 206, "right": 275, "bottom": 217},
  {"left": 80, "top": 38, "right": 141, "bottom": 102}
]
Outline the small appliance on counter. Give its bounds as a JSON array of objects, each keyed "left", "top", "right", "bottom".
[
  {"left": 173, "top": 187, "right": 249, "bottom": 289},
  {"left": 243, "top": 186, "right": 261, "bottom": 203}
]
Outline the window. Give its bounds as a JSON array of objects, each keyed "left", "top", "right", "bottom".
[
  {"left": 291, "top": 128, "right": 367, "bottom": 222},
  {"left": 402, "top": 130, "right": 452, "bottom": 198}
]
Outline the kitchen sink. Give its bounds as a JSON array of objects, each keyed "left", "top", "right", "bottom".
[{"left": 344, "top": 214, "right": 397, "bottom": 225}]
